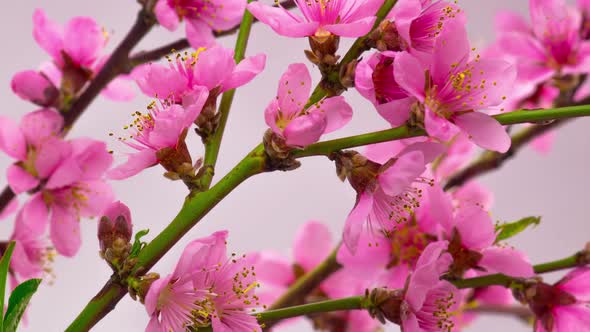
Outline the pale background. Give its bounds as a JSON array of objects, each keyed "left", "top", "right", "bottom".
[{"left": 1, "top": 1, "right": 589, "bottom": 331}]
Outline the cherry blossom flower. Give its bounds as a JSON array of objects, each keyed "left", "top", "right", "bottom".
[
  {"left": 393, "top": 22, "right": 514, "bottom": 152},
  {"left": 0, "top": 109, "right": 67, "bottom": 195},
  {"left": 389, "top": 0, "right": 465, "bottom": 53},
  {"left": 19, "top": 138, "right": 114, "bottom": 256},
  {"left": 399, "top": 241, "right": 461, "bottom": 332},
  {"left": 145, "top": 231, "right": 262, "bottom": 332},
  {"left": 520, "top": 268, "right": 590, "bottom": 331},
  {"left": 154, "top": 0, "right": 246, "bottom": 48},
  {"left": 247, "top": 0, "right": 382, "bottom": 38},
  {"left": 107, "top": 87, "right": 208, "bottom": 180},
  {"left": 252, "top": 221, "right": 380, "bottom": 331},
  {"left": 493, "top": 0, "right": 590, "bottom": 92},
  {"left": 342, "top": 142, "right": 444, "bottom": 252},
  {"left": 29, "top": 9, "right": 134, "bottom": 101},
  {"left": 9, "top": 210, "right": 55, "bottom": 283},
  {"left": 134, "top": 46, "right": 265, "bottom": 104},
  {"left": 265, "top": 63, "right": 352, "bottom": 147}
]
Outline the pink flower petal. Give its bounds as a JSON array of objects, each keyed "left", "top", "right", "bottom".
[
  {"left": 32, "top": 9, "right": 64, "bottom": 62},
  {"left": 0, "top": 117, "right": 26, "bottom": 160},
  {"left": 552, "top": 305, "right": 590, "bottom": 332},
  {"left": 558, "top": 268, "right": 590, "bottom": 301},
  {"left": 494, "top": 11, "right": 531, "bottom": 34},
  {"left": 185, "top": 19, "right": 216, "bottom": 49},
  {"left": 454, "top": 112, "right": 511, "bottom": 153},
  {"left": 293, "top": 221, "right": 333, "bottom": 271},
  {"left": 424, "top": 107, "right": 459, "bottom": 141},
  {"left": 394, "top": 52, "right": 426, "bottom": 102},
  {"left": 107, "top": 149, "right": 158, "bottom": 180},
  {"left": 454, "top": 204, "right": 496, "bottom": 250},
  {"left": 336, "top": 231, "right": 390, "bottom": 278},
  {"left": 246, "top": 2, "right": 319, "bottom": 37},
  {"left": 21, "top": 193, "right": 49, "bottom": 237},
  {"left": 50, "top": 205, "right": 81, "bottom": 257},
  {"left": 278, "top": 63, "right": 312, "bottom": 116},
  {"left": 431, "top": 21, "right": 470, "bottom": 82},
  {"left": 378, "top": 151, "right": 425, "bottom": 196},
  {"left": 11, "top": 70, "right": 58, "bottom": 106},
  {"left": 221, "top": 53, "right": 267, "bottom": 92},
  {"left": 283, "top": 112, "right": 327, "bottom": 147},
  {"left": 375, "top": 97, "right": 414, "bottom": 127},
  {"left": 20, "top": 109, "right": 64, "bottom": 147},
  {"left": 323, "top": 17, "right": 376, "bottom": 37},
  {"left": 193, "top": 46, "right": 237, "bottom": 91},
  {"left": 154, "top": 0, "right": 180, "bottom": 30},
  {"left": 101, "top": 77, "right": 136, "bottom": 101},
  {"left": 314, "top": 96, "right": 353, "bottom": 134},
  {"left": 63, "top": 16, "right": 105, "bottom": 67},
  {"left": 249, "top": 252, "right": 294, "bottom": 287},
  {"left": 480, "top": 247, "right": 534, "bottom": 277},
  {"left": 343, "top": 192, "right": 375, "bottom": 253},
  {"left": 7, "top": 165, "right": 39, "bottom": 194},
  {"left": 34, "top": 137, "right": 71, "bottom": 179}
]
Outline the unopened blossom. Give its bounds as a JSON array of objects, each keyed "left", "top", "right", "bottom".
[
  {"left": 29, "top": 9, "right": 134, "bottom": 101},
  {"left": 107, "top": 88, "right": 208, "bottom": 180},
  {"left": 10, "top": 70, "right": 59, "bottom": 107},
  {"left": 97, "top": 201, "right": 133, "bottom": 266},
  {"left": 19, "top": 138, "right": 114, "bottom": 256},
  {"left": 340, "top": 142, "right": 444, "bottom": 252},
  {"left": 399, "top": 241, "right": 461, "bottom": 332},
  {"left": 154, "top": 0, "right": 246, "bottom": 48},
  {"left": 517, "top": 268, "right": 590, "bottom": 331},
  {"left": 387, "top": 0, "right": 465, "bottom": 53},
  {"left": 134, "top": 46, "right": 266, "bottom": 105},
  {"left": 493, "top": 0, "right": 590, "bottom": 92},
  {"left": 0, "top": 109, "right": 67, "bottom": 194},
  {"left": 394, "top": 22, "right": 514, "bottom": 152},
  {"left": 247, "top": 0, "right": 382, "bottom": 38},
  {"left": 265, "top": 63, "right": 353, "bottom": 147},
  {"left": 253, "top": 221, "right": 379, "bottom": 331},
  {"left": 145, "top": 231, "right": 262, "bottom": 332}
]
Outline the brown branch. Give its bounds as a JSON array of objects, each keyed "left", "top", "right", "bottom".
[{"left": 443, "top": 119, "right": 566, "bottom": 191}]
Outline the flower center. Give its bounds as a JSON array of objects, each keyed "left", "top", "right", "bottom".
[{"left": 386, "top": 222, "right": 435, "bottom": 268}]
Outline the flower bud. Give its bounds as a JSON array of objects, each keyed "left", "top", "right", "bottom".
[
  {"left": 366, "top": 288, "right": 404, "bottom": 325},
  {"left": 368, "top": 21, "right": 406, "bottom": 52},
  {"left": 11, "top": 70, "right": 59, "bottom": 107},
  {"left": 306, "top": 34, "right": 341, "bottom": 66},
  {"left": 98, "top": 201, "right": 133, "bottom": 268},
  {"left": 514, "top": 280, "right": 576, "bottom": 331},
  {"left": 332, "top": 151, "right": 381, "bottom": 193}
]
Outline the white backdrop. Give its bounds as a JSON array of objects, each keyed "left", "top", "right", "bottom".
[{"left": 1, "top": 1, "right": 589, "bottom": 331}]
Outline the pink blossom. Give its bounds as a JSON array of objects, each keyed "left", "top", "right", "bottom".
[
  {"left": 97, "top": 201, "right": 133, "bottom": 253},
  {"left": 389, "top": 0, "right": 466, "bottom": 53},
  {"left": 19, "top": 138, "right": 114, "bottom": 256},
  {"left": 393, "top": 22, "right": 514, "bottom": 152},
  {"left": 0, "top": 109, "right": 67, "bottom": 195},
  {"left": 29, "top": 9, "right": 134, "bottom": 101},
  {"left": 343, "top": 142, "right": 444, "bottom": 252},
  {"left": 252, "top": 221, "right": 379, "bottom": 331},
  {"left": 107, "top": 88, "right": 208, "bottom": 180},
  {"left": 134, "top": 46, "right": 266, "bottom": 103},
  {"left": 434, "top": 196, "right": 534, "bottom": 278},
  {"left": 145, "top": 231, "right": 262, "bottom": 332},
  {"left": 526, "top": 268, "right": 590, "bottom": 331},
  {"left": 9, "top": 209, "right": 55, "bottom": 282},
  {"left": 493, "top": 0, "right": 590, "bottom": 91},
  {"left": 400, "top": 241, "right": 461, "bottom": 332},
  {"left": 265, "top": 63, "right": 353, "bottom": 147},
  {"left": 247, "top": 0, "right": 382, "bottom": 38},
  {"left": 10, "top": 70, "right": 59, "bottom": 107},
  {"left": 154, "top": 0, "right": 246, "bottom": 48}
]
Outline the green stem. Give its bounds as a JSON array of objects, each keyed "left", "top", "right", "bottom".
[
  {"left": 294, "top": 105, "right": 590, "bottom": 158},
  {"left": 269, "top": 246, "right": 341, "bottom": 310},
  {"left": 66, "top": 145, "right": 267, "bottom": 331},
  {"left": 451, "top": 274, "right": 517, "bottom": 289},
  {"left": 260, "top": 296, "right": 365, "bottom": 324},
  {"left": 200, "top": 2, "right": 256, "bottom": 189},
  {"left": 534, "top": 251, "right": 590, "bottom": 274},
  {"left": 306, "top": 0, "right": 398, "bottom": 106}
]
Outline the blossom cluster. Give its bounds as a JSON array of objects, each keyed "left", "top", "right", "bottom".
[{"left": 1, "top": 0, "right": 590, "bottom": 331}]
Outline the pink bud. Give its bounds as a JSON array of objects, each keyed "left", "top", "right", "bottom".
[
  {"left": 98, "top": 201, "right": 132, "bottom": 253},
  {"left": 11, "top": 70, "right": 59, "bottom": 107}
]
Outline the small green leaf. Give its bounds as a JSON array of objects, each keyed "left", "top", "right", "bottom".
[
  {"left": 3, "top": 278, "right": 42, "bottom": 332},
  {"left": 0, "top": 241, "right": 16, "bottom": 330},
  {"left": 129, "top": 229, "right": 150, "bottom": 258},
  {"left": 495, "top": 216, "right": 541, "bottom": 243}
]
